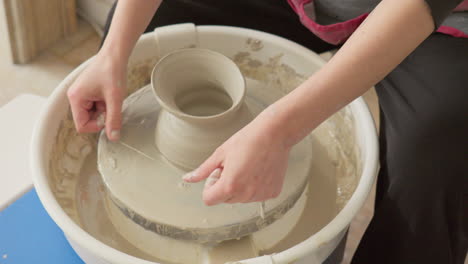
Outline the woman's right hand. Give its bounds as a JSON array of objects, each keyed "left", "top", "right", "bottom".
[{"left": 67, "top": 51, "right": 127, "bottom": 141}]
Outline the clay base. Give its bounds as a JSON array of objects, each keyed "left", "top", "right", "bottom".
[{"left": 97, "top": 81, "right": 312, "bottom": 243}]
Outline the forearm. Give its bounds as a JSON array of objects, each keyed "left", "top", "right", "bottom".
[
  {"left": 263, "top": 0, "right": 435, "bottom": 147},
  {"left": 100, "top": 0, "right": 162, "bottom": 62}
]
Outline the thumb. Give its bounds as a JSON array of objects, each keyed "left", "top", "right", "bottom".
[
  {"left": 104, "top": 88, "right": 123, "bottom": 141},
  {"left": 183, "top": 150, "right": 223, "bottom": 183}
]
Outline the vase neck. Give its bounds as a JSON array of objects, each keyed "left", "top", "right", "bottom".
[{"left": 151, "top": 48, "right": 247, "bottom": 170}]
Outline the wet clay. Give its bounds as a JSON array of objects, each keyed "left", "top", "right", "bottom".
[
  {"left": 151, "top": 49, "right": 252, "bottom": 170},
  {"left": 87, "top": 79, "right": 343, "bottom": 263},
  {"left": 98, "top": 83, "right": 311, "bottom": 243},
  {"left": 72, "top": 121, "right": 340, "bottom": 264},
  {"left": 97, "top": 49, "right": 313, "bottom": 243},
  {"left": 75, "top": 129, "right": 337, "bottom": 264}
]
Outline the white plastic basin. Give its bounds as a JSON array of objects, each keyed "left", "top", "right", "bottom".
[{"left": 31, "top": 24, "right": 378, "bottom": 264}]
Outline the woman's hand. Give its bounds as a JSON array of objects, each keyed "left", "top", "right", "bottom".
[
  {"left": 183, "top": 0, "right": 436, "bottom": 205},
  {"left": 67, "top": 51, "right": 127, "bottom": 141},
  {"left": 67, "top": 0, "right": 162, "bottom": 139},
  {"left": 183, "top": 112, "right": 291, "bottom": 206}
]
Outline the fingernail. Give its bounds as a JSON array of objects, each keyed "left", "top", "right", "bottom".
[
  {"left": 182, "top": 169, "right": 198, "bottom": 181},
  {"left": 110, "top": 130, "right": 120, "bottom": 141},
  {"left": 182, "top": 172, "right": 193, "bottom": 181},
  {"left": 97, "top": 113, "right": 106, "bottom": 128}
]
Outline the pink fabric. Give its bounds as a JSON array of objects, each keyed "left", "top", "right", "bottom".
[
  {"left": 454, "top": 0, "right": 468, "bottom": 11},
  {"left": 287, "top": 0, "right": 367, "bottom": 45},
  {"left": 437, "top": 25, "right": 468, "bottom": 38},
  {"left": 288, "top": 0, "right": 468, "bottom": 45}
]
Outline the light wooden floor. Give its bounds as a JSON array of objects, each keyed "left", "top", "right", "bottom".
[{"left": 0, "top": 18, "right": 100, "bottom": 107}]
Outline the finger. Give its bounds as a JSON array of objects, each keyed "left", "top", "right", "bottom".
[
  {"left": 91, "top": 101, "right": 107, "bottom": 130},
  {"left": 80, "top": 118, "right": 104, "bottom": 133},
  {"left": 225, "top": 185, "right": 257, "bottom": 204},
  {"left": 202, "top": 177, "right": 232, "bottom": 206},
  {"left": 249, "top": 192, "right": 270, "bottom": 203},
  {"left": 183, "top": 151, "right": 223, "bottom": 183},
  {"left": 96, "top": 101, "right": 106, "bottom": 113},
  {"left": 80, "top": 105, "right": 106, "bottom": 133},
  {"left": 68, "top": 93, "right": 88, "bottom": 132},
  {"left": 247, "top": 183, "right": 271, "bottom": 203},
  {"left": 94, "top": 111, "right": 106, "bottom": 129},
  {"left": 79, "top": 108, "right": 105, "bottom": 133},
  {"left": 250, "top": 184, "right": 282, "bottom": 203},
  {"left": 69, "top": 98, "right": 99, "bottom": 133},
  {"left": 224, "top": 196, "right": 244, "bottom": 204},
  {"left": 203, "top": 168, "right": 222, "bottom": 189},
  {"left": 104, "top": 89, "right": 123, "bottom": 141},
  {"left": 74, "top": 108, "right": 103, "bottom": 133}
]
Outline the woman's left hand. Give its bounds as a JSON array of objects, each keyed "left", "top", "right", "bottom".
[{"left": 183, "top": 115, "right": 291, "bottom": 206}]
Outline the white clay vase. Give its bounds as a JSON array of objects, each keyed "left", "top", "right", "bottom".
[{"left": 152, "top": 48, "right": 253, "bottom": 170}]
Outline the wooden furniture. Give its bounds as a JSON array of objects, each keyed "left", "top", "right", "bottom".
[{"left": 3, "top": 0, "right": 77, "bottom": 63}]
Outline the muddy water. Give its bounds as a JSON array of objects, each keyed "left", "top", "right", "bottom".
[
  {"left": 75, "top": 132, "right": 341, "bottom": 264},
  {"left": 71, "top": 81, "right": 357, "bottom": 263}
]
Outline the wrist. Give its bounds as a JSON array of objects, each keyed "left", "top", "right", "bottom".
[
  {"left": 99, "top": 40, "right": 130, "bottom": 66},
  {"left": 96, "top": 47, "right": 128, "bottom": 71},
  {"left": 254, "top": 104, "right": 298, "bottom": 150}
]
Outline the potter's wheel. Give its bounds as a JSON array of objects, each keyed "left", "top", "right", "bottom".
[
  {"left": 97, "top": 49, "right": 313, "bottom": 244},
  {"left": 33, "top": 24, "right": 378, "bottom": 264}
]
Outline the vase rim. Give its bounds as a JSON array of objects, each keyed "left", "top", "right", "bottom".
[{"left": 151, "top": 48, "right": 246, "bottom": 122}]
